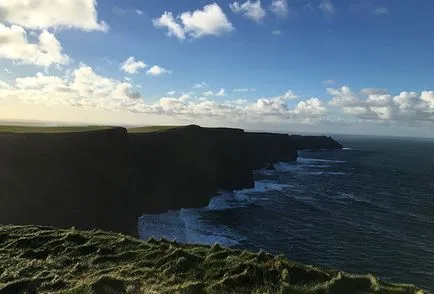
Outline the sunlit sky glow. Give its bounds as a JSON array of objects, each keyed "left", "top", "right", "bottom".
[{"left": 0, "top": 0, "right": 433, "bottom": 137}]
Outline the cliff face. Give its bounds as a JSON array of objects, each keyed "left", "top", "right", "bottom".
[
  {"left": 245, "top": 132, "right": 298, "bottom": 169},
  {"left": 289, "top": 135, "right": 343, "bottom": 150},
  {"left": 0, "top": 128, "right": 135, "bottom": 235},
  {"left": 0, "top": 125, "right": 342, "bottom": 236},
  {"left": 128, "top": 125, "right": 253, "bottom": 216}
]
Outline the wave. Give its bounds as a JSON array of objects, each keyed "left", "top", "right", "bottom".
[
  {"left": 307, "top": 172, "right": 347, "bottom": 176},
  {"left": 138, "top": 208, "right": 242, "bottom": 246},
  {"left": 297, "top": 157, "right": 346, "bottom": 164},
  {"left": 138, "top": 180, "right": 290, "bottom": 246}
]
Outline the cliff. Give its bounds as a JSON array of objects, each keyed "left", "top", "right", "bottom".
[
  {"left": 0, "top": 125, "right": 342, "bottom": 236},
  {"left": 245, "top": 132, "right": 299, "bottom": 169},
  {"left": 289, "top": 135, "right": 343, "bottom": 150},
  {"left": 128, "top": 125, "right": 254, "bottom": 216},
  {"left": 0, "top": 225, "right": 424, "bottom": 293},
  {"left": 0, "top": 127, "right": 135, "bottom": 235}
]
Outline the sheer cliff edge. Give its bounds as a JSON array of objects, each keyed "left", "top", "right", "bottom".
[{"left": 0, "top": 125, "right": 342, "bottom": 236}]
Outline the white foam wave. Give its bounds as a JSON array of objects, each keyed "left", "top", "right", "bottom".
[
  {"left": 307, "top": 171, "right": 347, "bottom": 176},
  {"left": 298, "top": 157, "right": 346, "bottom": 164},
  {"left": 236, "top": 180, "right": 292, "bottom": 194},
  {"left": 138, "top": 208, "right": 241, "bottom": 246},
  {"left": 138, "top": 180, "right": 291, "bottom": 246}
]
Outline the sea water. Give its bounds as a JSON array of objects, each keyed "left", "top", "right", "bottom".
[{"left": 139, "top": 135, "right": 434, "bottom": 290}]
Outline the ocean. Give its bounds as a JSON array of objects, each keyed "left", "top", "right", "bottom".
[{"left": 139, "top": 135, "right": 434, "bottom": 291}]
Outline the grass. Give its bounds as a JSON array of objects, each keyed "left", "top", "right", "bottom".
[
  {"left": 127, "top": 125, "right": 184, "bottom": 133},
  {"left": 0, "top": 225, "right": 425, "bottom": 294},
  {"left": 0, "top": 125, "right": 115, "bottom": 133}
]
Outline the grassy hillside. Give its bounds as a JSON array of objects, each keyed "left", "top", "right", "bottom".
[
  {"left": 0, "top": 225, "right": 424, "bottom": 294},
  {"left": 0, "top": 125, "right": 115, "bottom": 133}
]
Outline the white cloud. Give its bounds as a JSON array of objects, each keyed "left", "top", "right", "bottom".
[
  {"left": 374, "top": 7, "right": 389, "bottom": 15},
  {"left": 0, "top": 65, "right": 144, "bottom": 112},
  {"left": 230, "top": 0, "right": 266, "bottom": 22},
  {"left": 234, "top": 88, "right": 256, "bottom": 92},
  {"left": 328, "top": 86, "right": 362, "bottom": 107},
  {"left": 194, "top": 82, "right": 208, "bottom": 89},
  {"left": 167, "top": 90, "right": 176, "bottom": 95},
  {"left": 152, "top": 12, "right": 186, "bottom": 41},
  {"left": 328, "top": 86, "right": 434, "bottom": 121},
  {"left": 318, "top": 0, "right": 335, "bottom": 15},
  {"left": 203, "top": 90, "right": 214, "bottom": 96},
  {"left": 421, "top": 91, "right": 434, "bottom": 110},
  {"left": 272, "top": 30, "right": 282, "bottom": 36},
  {"left": 216, "top": 88, "right": 226, "bottom": 96},
  {"left": 136, "top": 9, "right": 144, "bottom": 15},
  {"left": 0, "top": 0, "right": 108, "bottom": 32},
  {"left": 360, "top": 88, "right": 388, "bottom": 96},
  {"left": 350, "top": 2, "right": 389, "bottom": 16},
  {"left": 322, "top": 79, "right": 335, "bottom": 85},
  {"left": 4, "top": 68, "right": 11, "bottom": 74},
  {"left": 153, "top": 3, "right": 233, "bottom": 40},
  {"left": 146, "top": 65, "right": 172, "bottom": 76},
  {"left": 0, "top": 24, "right": 70, "bottom": 67},
  {"left": 282, "top": 90, "right": 298, "bottom": 100},
  {"left": 293, "top": 98, "right": 326, "bottom": 117},
  {"left": 120, "top": 56, "right": 147, "bottom": 74},
  {"left": 270, "top": 0, "right": 288, "bottom": 18}
]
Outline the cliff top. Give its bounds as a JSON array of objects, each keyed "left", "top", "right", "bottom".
[
  {"left": 0, "top": 225, "right": 424, "bottom": 294},
  {"left": 0, "top": 125, "right": 117, "bottom": 134}
]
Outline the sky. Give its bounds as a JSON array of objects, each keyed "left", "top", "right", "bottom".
[{"left": 0, "top": 0, "right": 433, "bottom": 137}]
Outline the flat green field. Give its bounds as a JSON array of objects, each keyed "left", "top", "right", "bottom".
[
  {"left": 0, "top": 225, "right": 424, "bottom": 293},
  {"left": 0, "top": 125, "right": 115, "bottom": 133}
]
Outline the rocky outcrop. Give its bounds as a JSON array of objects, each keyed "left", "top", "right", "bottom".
[{"left": 0, "top": 125, "right": 342, "bottom": 236}]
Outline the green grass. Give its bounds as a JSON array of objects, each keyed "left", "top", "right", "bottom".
[
  {"left": 0, "top": 225, "right": 425, "bottom": 294},
  {"left": 0, "top": 125, "right": 115, "bottom": 133},
  {"left": 127, "top": 125, "right": 183, "bottom": 133}
]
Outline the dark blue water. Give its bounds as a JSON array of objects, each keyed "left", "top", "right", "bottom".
[{"left": 139, "top": 136, "right": 434, "bottom": 291}]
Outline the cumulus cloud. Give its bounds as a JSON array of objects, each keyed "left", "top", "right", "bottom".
[
  {"left": 0, "top": 65, "right": 144, "bottom": 111},
  {"left": 270, "top": 0, "right": 288, "bottom": 18},
  {"left": 0, "top": 72, "right": 327, "bottom": 125},
  {"left": 120, "top": 56, "right": 147, "bottom": 74},
  {"left": 0, "top": 0, "right": 108, "bottom": 31},
  {"left": 146, "top": 65, "right": 172, "bottom": 76},
  {"left": 0, "top": 24, "right": 70, "bottom": 67},
  {"left": 328, "top": 86, "right": 434, "bottom": 121},
  {"left": 152, "top": 12, "right": 186, "bottom": 40},
  {"left": 167, "top": 90, "right": 176, "bottom": 95},
  {"left": 230, "top": 0, "right": 266, "bottom": 22},
  {"left": 153, "top": 3, "right": 233, "bottom": 40},
  {"left": 293, "top": 98, "right": 326, "bottom": 117},
  {"left": 216, "top": 88, "right": 226, "bottom": 96}
]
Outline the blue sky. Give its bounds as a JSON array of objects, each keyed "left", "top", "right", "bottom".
[{"left": 0, "top": 0, "right": 433, "bottom": 137}]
